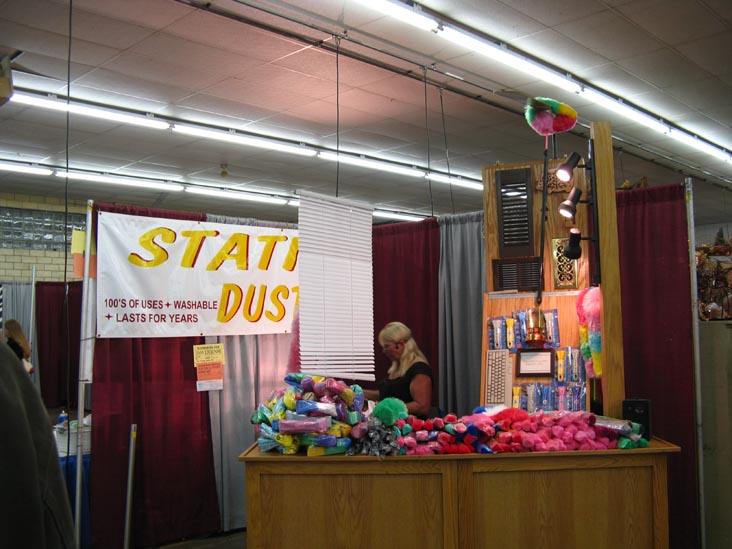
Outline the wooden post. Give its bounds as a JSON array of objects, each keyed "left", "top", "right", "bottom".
[{"left": 591, "top": 121, "right": 625, "bottom": 418}]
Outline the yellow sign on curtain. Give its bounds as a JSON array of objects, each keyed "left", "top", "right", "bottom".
[
  {"left": 193, "top": 343, "right": 225, "bottom": 392},
  {"left": 71, "top": 229, "right": 97, "bottom": 278}
]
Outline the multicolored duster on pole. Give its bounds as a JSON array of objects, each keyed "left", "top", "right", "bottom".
[{"left": 525, "top": 97, "right": 578, "bottom": 136}]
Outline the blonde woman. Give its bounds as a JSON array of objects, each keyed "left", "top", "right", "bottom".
[
  {"left": 363, "top": 321, "right": 432, "bottom": 418},
  {"left": 4, "top": 319, "right": 33, "bottom": 374}
]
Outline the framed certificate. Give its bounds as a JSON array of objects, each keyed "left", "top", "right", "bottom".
[{"left": 516, "top": 348, "right": 554, "bottom": 377}]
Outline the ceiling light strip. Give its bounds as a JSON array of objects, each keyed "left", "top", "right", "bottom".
[
  {"left": 184, "top": 186, "right": 288, "bottom": 205},
  {"left": 172, "top": 124, "right": 317, "bottom": 157},
  {"left": 579, "top": 89, "right": 670, "bottom": 134},
  {"left": 373, "top": 210, "right": 425, "bottom": 221},
  {"left": 666, "top": 129, "right": 732, "bottom": 162},
  {"left": 55, "top": 171, "right": 185, "bottom": 192},
  {"left": 426, "top": 172, "right": 483, "bottom": 190},
  {"left": 319, "top": 151, "right": 426, "bottom": 177},
  {"left": 0, "top": 161, "right": 54, "bottom": 176},
  {"left": 360, "top": 1, "right": 731, "bottom": 164},
  {"left": 10, "top": 92, "right": 170, "bottom": 130},
  {"left": 0, "top": 156, "right": 429, "bottom": 220},
  {"left": 353, "top": 0, "right": 437, "bottom": 31},
  {"left": 438, "top": 28, "right": 581, "bottom": 94},
  {"left": 13, "top": 88, "right": 484, "bottom": 187}
]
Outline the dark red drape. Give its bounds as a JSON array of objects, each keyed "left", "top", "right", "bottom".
[
  {"left": 90, "top": 203, "right": 218, "bottom": 547},
  {"left": 617, "top": 184, "right": 699, "bottom": 549},
  {"left": 371, "top": 219, "right": 440, "bottom": 404},
  {"left": 91, "top": 337, "right": 220, "bottom": 548},
  {"left": 92, "top": 202, "right": 205, "bottom": 222},
  {"left": 36, "top": 281, "right": 83, "bottom": 408}
]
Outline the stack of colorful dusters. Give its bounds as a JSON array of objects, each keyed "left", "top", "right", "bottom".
[
  {"left": 251, "top": 375, "right": 646, "bottom": 457},
  {"left": 250, "top": 373, "right": 365, "bottom": 456},
  {"left": 354, "top": 405, "right": 644, "bottom": 456}
]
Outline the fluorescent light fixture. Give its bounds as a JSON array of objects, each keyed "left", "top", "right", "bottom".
[
  {"left": 373, "top": 210, "right": 424, "bottom": 222},
  {"left": 666, "top": 129, "right": 732, "bottom": 162},
  {"left": 0, "top": 161, "right": 54, "bottom": 176},
  {"left": 444, "top": 72, "right": 465, "bottom": 81},
  {"left": 184, "top": 186, "right": 288, "bottom": 205},
  {"left": 355, "top": 0, "right": 438, "bottom": 31},
  {"left": 438, "top": 28, "right": 581, "bottom": 94},
  {"left": 319, "top": 151, "right": 426, "bottom": 177},
  {"left": 426, "top": 172, "right": 483, "bottom": 190},
  {"left": 55, "top": 171, "right": 184, "bottom": 192},
  {"left": 172, "top": 124, "right": 316, "bottom": 157},
  {"left": 11, "top": 92, "right": 170, "bottom": 130},
  {"left": 579, "top": 89, "right": 670, "bottom": 134}
]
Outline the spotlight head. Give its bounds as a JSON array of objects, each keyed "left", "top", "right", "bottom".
[
  {"left": 563, "top": 228, "right": 583, "bottom": 259},
  {"left": 558, "top": 187, "right": 582, "bottom": 218},
  {"left": 556, "top": 152, "right": 582, "bottom": 182}
]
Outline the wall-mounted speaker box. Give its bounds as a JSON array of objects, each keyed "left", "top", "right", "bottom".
[{"left": 622, "top": 399, "right": 652, "bottom": 440}]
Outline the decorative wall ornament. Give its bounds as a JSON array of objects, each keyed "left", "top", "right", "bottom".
[
  {"left": 552, "top": 237, "right": 578, "bottom": 289},
  {"left": 535, "top": 168, "right": 572, "bottom": 194}
]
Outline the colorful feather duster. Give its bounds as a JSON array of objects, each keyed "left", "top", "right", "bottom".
[
  {"left": 576, "top": 287, "right": 603, "bottom": 378},
  {"left": 525, "top": 97, "right": 578, "bottom": 136}
]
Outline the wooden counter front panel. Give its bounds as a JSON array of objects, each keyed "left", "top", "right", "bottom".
[
  {"left": 460, "top": 453, "right": 668, "bottom": 549},
  {"left": 242, "top": 441, "right": 675, "bottom": 549},
  {"left": 245, "top": 460, "right": 458, "bottom": 549}
]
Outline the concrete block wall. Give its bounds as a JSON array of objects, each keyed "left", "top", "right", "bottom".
[{"left": 0, "top": 192, "right": 87, "bottom": 282}]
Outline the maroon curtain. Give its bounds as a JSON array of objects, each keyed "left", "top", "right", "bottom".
[
  {"left": 92, "top": 202, "right": 205, "bottom": 222},
  {"left": 90, "top": 203, "right": 219, "bottom": 547},
  {"left": 371, "top": 219, "right": 440, "bottom": 403},
  {"left": 91, "top": 337, "right": 220, "bottom": 548},
  {"left": 617, "top": 184, "right": 699, "bottom": 549},
  {"left": 35, "top": 281, "right": 83, "bottom": 408}
]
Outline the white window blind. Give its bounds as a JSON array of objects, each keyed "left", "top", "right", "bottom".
[{"left": 297, "top": 191, "right": 375, "bottom": 381}]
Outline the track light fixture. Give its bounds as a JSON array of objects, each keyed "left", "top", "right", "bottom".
[
  {"left": 557, "top": 142, "right": 601, "bottom": 285},
  {"left": 563, "top": 228, "right": 583, "bottom": 260},
  {"left": 556, "top": 152, "right": 582, "bottom": 183},
  {"left": 559, "top": 187, "right": 583, "bottom": 218}
]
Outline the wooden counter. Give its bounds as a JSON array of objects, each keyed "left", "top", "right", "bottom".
[{"left": 239, "top": 438, "right": 679, "bottom": 549}]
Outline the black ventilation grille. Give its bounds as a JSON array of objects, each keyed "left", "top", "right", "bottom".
[
  {"left": 496, "top": 168, "right": 534, "bottom": 257},
  {"left": 492, "top": 257, "right": 542, "bottom": 292}
]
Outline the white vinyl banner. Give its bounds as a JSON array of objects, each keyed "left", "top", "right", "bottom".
[{"left": 97, "top": 212, "right": 298, "bottom": 338}]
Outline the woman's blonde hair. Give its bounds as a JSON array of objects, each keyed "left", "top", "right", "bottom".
[
  {"left": 4, "top": 319, "right": 31, "bottom": 359},
  {"left": 379, "top": 321, "right": 428, "bottom": 378}
]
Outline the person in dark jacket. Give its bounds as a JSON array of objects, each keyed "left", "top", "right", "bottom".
[{"left": 0, "top": 341, "right": 75, "bottom": 548}]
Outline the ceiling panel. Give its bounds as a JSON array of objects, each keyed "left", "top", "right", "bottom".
[
  {"left": 0, "top": 0, "right": 730, "bottom": 229},
  {"left": 676, "top": 32, "right": 732, "bottom": 76},
  {"left": 554, "top": 10, "right": 663, "bottom": 61},
  {"left": 165, "top": 11, "right": 307, "bottom": 61},
  {"left": 617, "top": 49, "right": 711, "bottom": 90},
  {"left": 70, "top": 0, "right": 192, "bottom": 28},
  {"left": 614, "top": 0, "right": 726, "bottom": 46}
]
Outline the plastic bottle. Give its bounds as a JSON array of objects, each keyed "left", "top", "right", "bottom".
[{"left": 58, "top": 409, "right": 69, "bottom": 426}]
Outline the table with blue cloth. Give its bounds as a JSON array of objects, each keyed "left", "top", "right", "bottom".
[{"left": 59, "top": 454, "right": 91, "bottom": 549}]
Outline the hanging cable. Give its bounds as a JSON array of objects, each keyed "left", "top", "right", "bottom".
[
  {"left": 62, "top": 0, "right": 73, "bottom": 460},
  {"left": 438, "top": 88, "right": 456, "bottom": 215},
  {"left": 423, "top": 67, "right": 434, "bottom": 217},
  {"left": 335, "top": 36, "right": 341, "bottom": 198}
]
